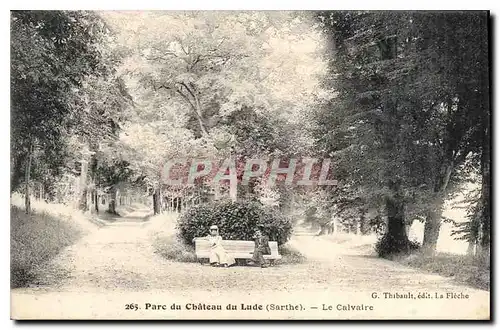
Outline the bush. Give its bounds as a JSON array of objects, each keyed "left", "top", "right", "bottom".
[
  {"left": 177, "top": 200, "right": 293, "bottom": 247},
  {"left": 279, "top": 245, "right": 307, "bottom": 264},
  {"left": 375, "top": 234, "right": 420, "bottom": 259}
]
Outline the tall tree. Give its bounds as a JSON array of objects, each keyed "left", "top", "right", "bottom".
[
  {"left": 418, "top": 12, "right": 490, "bottom": 253},
  {"left": 11, "top": 11, "right": 114, "bottom": 212},
  {"left": 104, "top": 11, "right": 326, "bottom": 204},
  {"left": 315, "top": 11, "right": 488, "bottom": 256}
]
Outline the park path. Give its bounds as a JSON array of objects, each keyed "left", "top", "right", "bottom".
[{"left": 11, "top": 209, "right": 490, "bottom": 320}]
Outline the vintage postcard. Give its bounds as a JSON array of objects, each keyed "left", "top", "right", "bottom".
[{"left": 10, "top": 10, "right": 490, "bottom": 320}]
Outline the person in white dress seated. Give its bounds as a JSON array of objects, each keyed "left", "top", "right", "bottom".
[{"left": 194, "top": 225, "right": 235, "bottom": 267}]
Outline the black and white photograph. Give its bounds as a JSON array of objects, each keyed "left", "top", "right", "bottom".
[{"left": 9, "top": 9, "right": 491, "bottom": 320}]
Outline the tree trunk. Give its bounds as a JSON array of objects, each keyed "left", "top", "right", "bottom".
[
  {"left": 108, "top": 187, "right": 118, "bottom": 214},
  {"left": 153, "top": 188, "right": 161, "bottom": 215},
  {"left": 379, "top": 193, "right": 412, "bottom": 257},
  {"left": 422, "top": 206, "right": 441, "bottom": 253},
  {"left": 177, "top": 83, "right": 208, "bottom": 136},
  {"left": 78, "top": 160, "right": 89, "bottom": 211},
  {"left": 24, "top": 143, "right": 34, "bottom": 214},
  {"left": 90, "top": 153, "right": 99, "bottom": 213},
  {"left": 422, "top": 159, "right": 453, "bottom": 253},
  {"left": 405, "top": 218, "right": 414, "bottom": 237},
  {"left": 386, "top": 195, "right": 408, "bottom": 241},
  {"left": 193, "top": 90, "right": 208, "bottom": 136},
  {"left": 94, "top": 190, "right": 99, "bottom": 213},
  {"left": 327, "top": 221, "right": 334, "bottom": 234},
  {"left": 195, "top": 113, "right": 208, "bottom": 136},
  {"left": 333, "top": 216, "right": 339, "bottom": 234},
  {"left": 479, "top": 120, "right": 490, "bottom": 263},
  {"left": 11, "top": 153, "right": 26, "bottom": 193},
  {"left": 376, "top": 36, "right": 412, "bottom": 256},
  {"left": 467, "top": 241, "right": 476, "bottom": 256},
  {"left": 380, "top": 181, "right": 412, "bottom": 257},
  {"left": 175, "top": 197, "right": 181, "bottom": 212},
  {"left": 354, "top": 218, "right": 360, "bottom": 235},
  {"left": 359, "top": 211, "right": 370, "bottom": 235},
  {"left": 152, "top": 193, "right": 157, "bottom": 214},
  {"left": 239, "top": 180, "right": 256, "bottom": 201},
  {"left": 317, "top": 223, "right": 327, "bottom": 236},
  {"left": 86, "top": 190, "right": 92, "bottom": 211}
]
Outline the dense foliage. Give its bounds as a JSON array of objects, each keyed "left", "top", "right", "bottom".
[{"left": 314, "top": 11, "right": 490, "bottom": 257}]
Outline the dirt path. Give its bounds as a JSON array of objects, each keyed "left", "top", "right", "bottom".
[{"left": 11, "top": 211, "right": 490, "bottom": 320}]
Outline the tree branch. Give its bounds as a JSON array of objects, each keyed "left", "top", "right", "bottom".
[
  {"left": 175, "top": 88, "right": 196, "bottom": 112},
  {"left": 178, "top": 41, "right": 189, "bottom": 56},
  {"left": 176, "top": 82, "right": 208, "bottom": 135}
]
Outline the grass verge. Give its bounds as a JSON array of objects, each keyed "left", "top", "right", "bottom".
[
  {"left": 11, "top": 206, "right": 83, "bottom": 288},
  {"left": 11, "top": 193, "right": 99, "bottom": 288},
  {"left": 153, "top": 234, "right": 198, "bottom": 263},
  {"left": 395, "top": 251, "right": 490, "bottom": 291},
  {"left": 147, "top": 212, "right": 198, "bottom": 263}
]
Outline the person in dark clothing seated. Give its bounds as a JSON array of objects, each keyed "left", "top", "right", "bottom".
[{"left": 250, "top": 228, "right": 271, "bottom": 268}]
